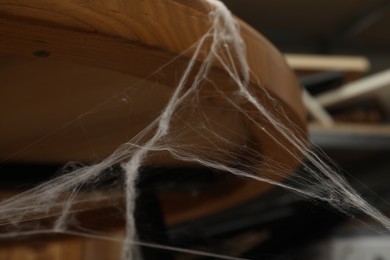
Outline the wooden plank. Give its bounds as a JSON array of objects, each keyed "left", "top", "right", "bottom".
[
  {"left": 0, "top": 0, "right": 307, "bottom": 230},
  {"left": 285, "top": 54, "right": 370, "bottom": 72},
  {"left": 303, "top": 89, "right": 334, "bottom": 128},
  {"left": 0, "top": 2, "right": 305, "bottom": 165},
  {"left": 317, "top": 68, "right": 390, "bottom": 107}
]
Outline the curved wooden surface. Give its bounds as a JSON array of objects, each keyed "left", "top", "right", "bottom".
[{"left": 0, "top": 0, "right": 306, "bottom": 223}]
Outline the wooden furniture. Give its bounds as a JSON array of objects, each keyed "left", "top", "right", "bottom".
[{"left": 0, "top": 0, "right": 306, "bottom": 258}]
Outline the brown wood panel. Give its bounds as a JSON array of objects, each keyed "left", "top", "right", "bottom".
[{"left": 0, "top": 0, "right": 307, "bottom": 233}]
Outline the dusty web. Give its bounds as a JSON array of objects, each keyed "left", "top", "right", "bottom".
[{"left": 0, "top": 1, "right": 389, "bottom": 259}]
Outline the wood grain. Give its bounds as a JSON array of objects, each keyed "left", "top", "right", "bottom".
[
  {"left": 0, "top": 0, "right": 305, "bottom": 163},
  {"left": 0, "top": 0, "right": 307, "bottom": 227}
]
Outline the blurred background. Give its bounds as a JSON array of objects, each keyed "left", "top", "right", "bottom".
[{"left": 220, "top": 0, "right": 390, "bottom": 259}]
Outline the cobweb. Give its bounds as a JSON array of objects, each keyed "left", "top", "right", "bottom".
[{"left": 1, "top": 0, "right": 389, "bottom": 259}]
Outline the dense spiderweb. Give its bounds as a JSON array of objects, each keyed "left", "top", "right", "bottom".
[{"left": 1, "top": 0, "right": 390, "bottom": 259}]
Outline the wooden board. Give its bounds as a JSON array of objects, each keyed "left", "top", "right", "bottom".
[
  {"left": 285, "top": 54, "right": 370, "bottom": 73},
  {"left": 0, "top": 0, "right": 307, "bottom": 222},
  {"left": 0, "top": 0, "right": 305, "bottom": 165}
]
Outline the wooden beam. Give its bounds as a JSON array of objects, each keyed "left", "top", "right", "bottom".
[
  {"left": 317, "top": 68, "right": 390, "bottom": 107},
  {"left": 285, "top": 54, "right": 370, "bottom": 73},
  {"left": 302, "top": 89, "right": 334, "bottom": 128}
]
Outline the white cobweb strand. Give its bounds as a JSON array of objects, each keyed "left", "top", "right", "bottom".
[
  {"left": 120, "top": 1, "right": 240, "bottom": 257},
  {"left": 1, "top": 0, "right": 390, "bottom": 260},
  {"left": 206, "top": 0, "right": 390, "bottom": 232},
  {"left": 122, "top": 0, "right": 390, "bottom": 257}
]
